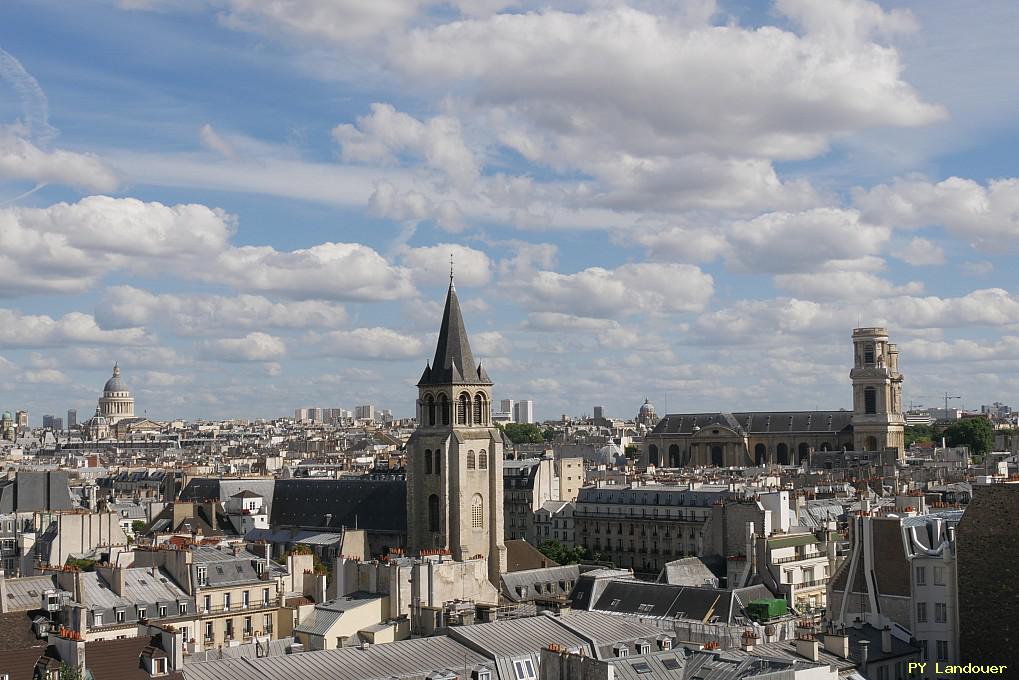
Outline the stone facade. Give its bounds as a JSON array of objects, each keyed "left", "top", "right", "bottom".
[{"left": 405, "top": 278, "right": 507, "bottom": 584}]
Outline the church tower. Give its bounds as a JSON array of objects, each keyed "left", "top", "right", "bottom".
[
  {"left": 850, "top": 327, "right": 905, "bottom": 460},
  {"left": 406, "top": 272, "right": 507, "bottom": 584}
]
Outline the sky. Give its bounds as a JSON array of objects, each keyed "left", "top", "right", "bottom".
[{"left": 2, "top": 0, "right": 1019, "bottom": 423}]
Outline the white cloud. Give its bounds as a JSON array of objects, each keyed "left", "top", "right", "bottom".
[
  {"left": 726, "top": 208, "right": 890, "bottom": 273},
  {"left": 516, "top": 262, "right": 713, "bottom": 318},
  {"left": 896, "top": 236, "right": 945, "bottom": 266},
  {"left": 472, "top": 330, "right": 510, "bottom": 357},
  {"left": 199, "top": 123, "right": 237, "bottom": 159},
  {"left": 314, "top": 327, "right": 424, "bottom": 360},
  {"left": 0, "top": 309, "right": 153, "bottom": 348},
  {"left": 219, "top": 0, "right": 430, "bottom": 42},
  {"left": 773, "top": 271, "right": 924, "bottom": 301},
  {"left": 210, "top": 241, "right": 414, "bottom": 301},
  {"left": 201, "top": 332, "right": 287, "bottom": 361},
  {"left": 0, "top": 129, "right": 118, "bottom": 191},
  {"left": 368, "top": 181, "right": 464, "bottom": 231},
  {"left": 401, "top": 243, "right": 491, "bottom": 286},
  {"left": 855, "top": 176, "right": 1019, "bottom": 248},
  {"left": 96, "top": 286, "right": 347, "bottom": 334},
  {"left": 333, "top": 103, "right": 479, "bottom": 187},
  {"left": 20, "top": 368, "right": 70, "bottom": 384}
]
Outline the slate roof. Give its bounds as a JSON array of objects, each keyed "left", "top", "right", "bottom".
[
  {"left": 0, "top": 610, "right": 44, "bottom": 652},
  {"left": 583, "top": 581, "right": 772, "bottom": 625},
  {"left": 651, "top": 411, "right": 853, "bottom": 436},
  {"left": 293, "top": 593, "right": 384, "bottom": 637},
  {"left": 418, "top": 282, "right": 491, "bottom": 386},
  {"left": 83, "top": 635, "right": 185, "bottom": 680},
  {"left": 2, "top": 574, "right": 61, "bottom": 612},
  {"left": 501, "top": 565, "right": 580, "bottom": 602},
  {"left": 658, "top": 556, "right": 724, "bottom": 586},
  {"left": 14, "top": 471, "right": 73, "bottom": 512},
  {"left": 270, "top": 479, "right": 407, "bottom": 532}
]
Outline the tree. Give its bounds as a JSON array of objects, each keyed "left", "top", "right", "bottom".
[
  {"left": 131, "top": 520, "right": 147, "bottom": 535},
  {"left": 538, "top": 540, "right": 591, "bottom": 565},
  {"left": 905, "top": 424, "right": 938, "bottom": 447},
  {"left": 943, "top": 417, "right": 994, "bottom": 456},
  {"left": 501, "top": 423, "right": 544, "bottom": 444},
  {"left": 59, "top": 663, "right": 83, "bottom": 680},
  {"left": 542, "top": 427, "right": 557, "bottom": 442}
]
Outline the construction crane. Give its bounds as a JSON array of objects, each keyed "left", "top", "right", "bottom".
[{"left": 942, "top": 393, "right": 961, "bottom": 418}]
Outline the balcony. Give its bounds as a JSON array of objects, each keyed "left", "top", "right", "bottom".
[{"left": 201, "top": 600, "right": 277, "bottom": 615}]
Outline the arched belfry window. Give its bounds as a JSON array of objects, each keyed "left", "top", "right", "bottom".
[
  {"left": 467, "top": 450, "right": 476, "bottom": 469},
  {"left": 863, "top": 343, "right": 875, "bottom": 365},
  {"left": 426, "top": 394, "right": 436, "bottom": 426},
  {"left": 864, "top": 387, "right": 877, "bottom": 415},
  {"left": 428, "top": 494, "right": 440, "bottom": 532},
  {"left": 434, "top": 450, "right": 441, "bottom": 475},
  {"left": 471, "top": 494, "right": 484, "bottom": 528},
  {"left": 478, "top": 450, "right": 488, "bottom": 470},
  {"left": 473, "top": 394, "right": 484, "bottom": 425},
  {"left": 425, "top": 448, "right": 432, "bottom": 475},
  {"left": 439, "top": 394, "right": 450, "bottom": 425},
  {"left": 458, "top": 393, "right": 470, "bottom": 425}
]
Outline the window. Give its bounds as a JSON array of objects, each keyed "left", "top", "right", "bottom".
[
  {"left": 264, "top": 613, "right": 273, "bottom": 632},
  {"left": 434, "top": 450, "right": 441, "bottom": 475},
  {"left": 203, "top": 595, "right": 211, "bottom": 613},
  {"left": 919, "top": 640, "right": 928, "bottom": 660},
  {"left": 933, "top": 567, "right": 945, "bottom": 586},
  {"left": 243, "top": 590, "right": 250, "bottom": 608},
  {"left": 935, "top": 602, "right": 947, "bottom": 623},
  {"left": 458, "top": 393, "right": 470, "bottom": 425},
  {"left": 478, "top": 450, "right": 488, "bottom": 469},
  {"left": 205, "top": 622, "right": 214, "bottom": 640},
  {"left": 263, "top": 588, "right": 270, "bottom": 606},
  {"left": 916, "top": 602, "right": 927, "bottom": 623},
  {"left": 158, "top": 605, "right": 167, "bottom": 618},
  {"left": 244, "top": 616, "right": 252, "bottom": 636},
  {"left": 428, "top": 494, "right": 441, "bottom": 532},
  {"left": 472, "top": 494, "right": 484, "bottom": 528},
  {"left": 225, "top": 619, "right": 234, "bottom": 639},
  {"left": 196, "top": 566, "right": 207, "bottom": 586},
  {"left": 425, "top": 449, "right": 432, "bottom": 475},
  {"left": 936, "top": 640, "right": 949, "bottom": 661},
  {"left": 137, "top": 608, "right": 146, "bottom": 619},
  {"left": 864, "top": 387, "right": 877, "bottom": 415},
  {"left": 116, "top": 609, "right": 125, "bottom": 623},
  {"left": 467, "top": 450, "right": 476, "bottom": 470},
  {"left": 224, "top": 593, "right": 231, "bottom": 610},
  {"left": 179, "top": 603, "right": 187, "bottom": 615},
  {"left": 473, "top": 394, "right": 483, "bottom": 424},
  {"left": 915, "top": 566, "right": 926, "bottom": 585},
  {"left": 864, "top": 343, "right": 875, "bottom": 364},
  {"left": 94, "top": 612, "right": 104, "bottom": 626},
  {"left": 512, "top": 659, "right": 536, "bottom": 680},
  {"left": 426, "top": 394, "right": 436, "bottom": 426}
]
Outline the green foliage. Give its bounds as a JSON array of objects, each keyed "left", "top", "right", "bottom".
[
  {"left": 943, "top": 417, "right": 994, "bottom": 456},
  {"left": 905, "top": 424, "right": 938, "bottom": 447},
  {"left": 542, "top": 427, "right": 557, "bottom": 442},
  {"left": 65, "top": 558, "right": 96, "bottom": 572},
  {"left": 538, "top": 540, "right": 592, "bottom": 565},
  {"left": 131, "top": 520, "right": 147, "bottom": 535},
  {"left": 59, "top": 664, "right": 83, "bottom": 680},
  {"left": 501, "top": 423, "right": 545, "bottom": 444},
  {"left": 624, "top": 444, "right": 639, "bottom": 457}
]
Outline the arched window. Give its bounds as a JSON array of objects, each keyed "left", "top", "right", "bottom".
[
  {"left": 473, "top": 394, "right": 483, "bottom": 425},
  {"left": 754, "top": 443, "right": 767, "bottom": 466},
  {"left": 434, "top": 450, "right": 441, "bottom": 475},
  {"left": 668, "top": 444, "right": 680, "bottom": 468},
  {"left": 777, "top": 443, "right": 789, "bottom": 465},
  {"left": 863, "top": 343, "right": 875, "bottom": 365},
  {"left": 458, "top": 393, "right": 470, "bottom": 425},
  {"left": 426, "top": 394, "right": 435, "bottom": 426},
  {"left": 428, "top": 495, "right": 440, "bottom": 532},
  {"left": 467, "top": 450, "right": 476, "bottom": 470},
  {"left": 864, "top": 387, "right": 877, "bottom": 415},
  {"left": 798, "top": 442, "right": 810, "bottom": 464},
  {"left": 471, "top": 494, "right": 483, "bottom": 528},
  {"left": 439, "top": 394, "right": 450, "bottom": 425},
  {"left": 710, "top": 445, "right": 724, "bottom": 467},
  {"left": 478, "top": 450, "right": 488, "bottom": 470},
  {"left": 648, "top": 444, "right": 659, "bottom": 466},
  {"left": 425, "top": 448, "right": 432, "bottom": 475}
]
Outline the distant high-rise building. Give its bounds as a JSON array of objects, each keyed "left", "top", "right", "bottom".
[
  {"left": 67, "top": 409, "right": 77, "bottom": 429},
  {"left": 355, "top": 404, "right": 376, "bottom": 421},
  {"left": 15, "top": 410, "right": 28, "bottom": 428},
  {"left": 294, "top": 408, "right": 309, "bottom": 421},
  {"left": 514, "top": 400, "right": 534, "bottom": 424},
  {"left": 308, "top": 407, "right": 323, "bottom": 423},
  {"left": 500, "top": 399, "right": 515, "bottom": 415},
  {"left": 42, "top": 415, "right": 63, "bottom": 430},
  {"left": 593, "top": 406, "right": 604, "bottom": 420}
]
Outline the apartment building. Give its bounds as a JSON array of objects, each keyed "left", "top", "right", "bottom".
[
  {"left": 504, "top": 457, "right": 584, "bottom": 541},
  {"left": 532, "top": 501, "right": 575, "bottom": 547},
  {"left": 906, "top": 513, "right": 961, "bottom": 678}
]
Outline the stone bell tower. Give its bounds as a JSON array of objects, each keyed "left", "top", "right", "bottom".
[
  {"left": 850, "top": 327, "right": 905, "bottom": 460},
  {"left": 405, "top": 270, "right": 507, "bottom": 584}
]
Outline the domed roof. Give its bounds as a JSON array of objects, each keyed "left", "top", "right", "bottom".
[
  {"left": 103, "top": 364, "right": 128, "bottom": 393},
  {"left": 639, "top": 398, "right": 655, "bottom": 414}
]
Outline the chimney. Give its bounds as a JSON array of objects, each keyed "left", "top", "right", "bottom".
[
  {"left": 881, "top": 626, "right": 893, "bottom": 654},
  {"left": 0, "top": 568, "right": 8, "bottom": 614},
  {"left": 858, "top": 640, "right": 870, "bottom": 674},
  {"left": 112, "top": 566, "right": 126, "bottom": 597},
  {"left": 823, "top": 632, "right": 850, "bottom": 659},
  {"left": 794, "top": 636, "right": 819, "bottom": 662}
]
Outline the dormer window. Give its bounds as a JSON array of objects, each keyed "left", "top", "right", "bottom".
[
  {"left": 473, "top": 667, "right": 492, "bottom": 680},
  {"left": 196, "top": 566, "right": 207, "bottom": 587},
  {"left": 150, "top": 657, "right": 167, "bottom": 676}
]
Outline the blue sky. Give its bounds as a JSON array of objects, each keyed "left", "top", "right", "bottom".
[{"left": 2, "top": 0, "right": 1019, "bottom": 423}]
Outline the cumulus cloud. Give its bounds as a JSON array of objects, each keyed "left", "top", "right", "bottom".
[
  {"left": 401, "top": 243, "right": 491, "bottom": 287},
  {"left": 726, "top": 208, "right": 889, "bottom": 274},
  {"left": 201, "top": 332, "right": 287, "bottom": 361},
  {"left": 334, "top": 104, "right": 479, "bottom": 187},
  {"left": 895, "top": 236, "right": 945, "bottom": 266},
  {"left": 0, "top": 129, "right": 118, "bottom": 191},
  {"left": 855, "top": 176, "right": 1019, "bottom": 248},
  {"left": 368, "top": 181, "right": 464, "bottom": 231},
  {"left": 97, "top": 286, "right": 347, "bottom": 334},
  {"left": 219, "top": 0, "right": 430, "bottom": 42},
  {"left": 515, "top": 262, "right": 713, "bottom": 318},
  {"left": 773, "top": 271, "right": 924, "bottom": 301},
  {"left": 20, "top": 368, "right": 70, "bottom": 384},
  {"left": 314, "top": 327, "right": 424, "bottom": 360},
  {"left": 0, "top": 309, "right": 153, "bottom": 348}
]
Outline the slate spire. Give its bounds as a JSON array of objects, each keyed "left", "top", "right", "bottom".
[{"left": 418, "top": 267, "right": 491, "bottom": 386}]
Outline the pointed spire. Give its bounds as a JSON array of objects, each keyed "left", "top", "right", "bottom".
[
  {"left": 450, "top": 251, "right": 455, "bottom": 290},
  {"left": 418, "top": 280, "right": 490, "bottom": 386}
]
